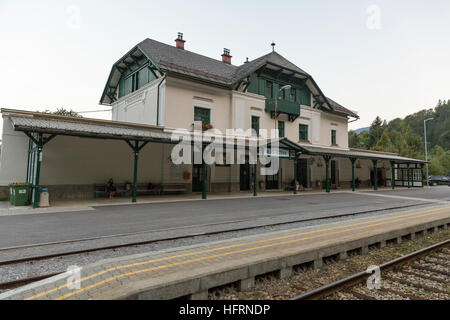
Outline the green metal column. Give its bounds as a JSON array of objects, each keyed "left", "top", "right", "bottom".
[
  {"left": 132, "top": 141, "right": 139, "bottom": 203},
  {"left": 293, "top": 156, "right": 298, "bottom": 195},
  {"left": 125, "top": 140, "right": 149, "bottom": 203},
  {"left": 372, "top": 160, "right": 378, "bottom": 190},
  {"left": 202, "top": 162, "right": 207, "bottom": 200},
  {"left": 391, "top": 161, "right": 395, "bottom": 190},
  {"left": 202, "top": 145, "right": 207, "bottom": 200},
  {"left": 351, "top": 158, "right": 356, "bottom": 192},
  {"left": 32, "top": 134, "right": 43, "bottom": 208},
  {"left": 407, "top": 165, "right": 411, "bottom": 188},
  {"left": 26, "top": 139, "right": 31, "bottom": 183},
  {"left": 253, "top": 148, "right": 258, "bottom": 197},
  {"left": 324, "top": 156, "right": 331, "bottom": 193},
  {"left": 420, "top": 164, "right": 424, "bottom": 188}
]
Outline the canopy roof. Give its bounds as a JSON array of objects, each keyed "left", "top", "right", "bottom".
[
  {"left": 297, "top": 144, "right": 425, "bottom": 164},
  {"left": 2, "top": 109, "right": 421, "bottom": 164}
]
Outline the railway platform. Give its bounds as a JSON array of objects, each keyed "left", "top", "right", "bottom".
[{"left": 1, "top": 205, "right": 449, "bottom": 300}]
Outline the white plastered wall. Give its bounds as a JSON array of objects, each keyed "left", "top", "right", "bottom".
[{"left": 0, "top": 117, "right": 28, "bottom": 185}]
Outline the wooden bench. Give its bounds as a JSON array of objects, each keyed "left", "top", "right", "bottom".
[
  {"left": 160, "top": 184, "right": 187, "bottom": 195},
  {"left": 94, "top": 183, "right": 187, "bottom": 198},
  {"left": 135, "top": 183, "right": 163, "bottom": 195},
  {"left": 94, "top": 184, "right": 129, "bottom": 198}
]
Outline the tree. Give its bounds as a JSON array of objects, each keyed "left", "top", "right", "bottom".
[
  {"left": 369, "top": 116, "right": 384, "bottom": 148},
  {"left": 43, "top": 108, "right": 82, "bottom": 117},
  {"left": 373, "top": 129, "right": 395, "bottom": 153},
  {"left": 348, "top": 130, "right": 360, "bottom": 148}
]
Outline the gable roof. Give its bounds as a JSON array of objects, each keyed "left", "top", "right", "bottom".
[
  {"left": 100, "top": 38, "right": 359, "bottom": 118},
  {"left": 137, "top": 38, "right": 238, "bottom": 85},
  {"left": 326, "top": 97, "right": 359, "bottom": 119}
]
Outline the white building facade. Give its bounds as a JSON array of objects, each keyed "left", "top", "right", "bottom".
[{"left": 0, "top": 34, "right": 425, "bottom": 203}]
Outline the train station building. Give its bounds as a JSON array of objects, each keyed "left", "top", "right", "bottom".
[{"left": 0, "top": 34, "right": 426, "bottom": 207}]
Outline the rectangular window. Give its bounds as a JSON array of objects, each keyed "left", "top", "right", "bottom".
[
  {"left": 331, "top": 129, "right": 337, "bottom": 145},
  {"left": 265, "top": 81, "right": 273, "bottom": 99},
  {"left": 132, "top": 72, "right": 139, "bottom": 92},
  {"left": 290, "top": 88, "right": 296, "bottom": 102},
  {"left": 299, "top": 124, "right": 308, "bottom": 141},
  {"left": 251, "top": 116, "right": 260, "bottom": 135},
  {"left": 194, "top": 107, "right": 211, "bottom": 125},
  {"left": 278, "top": 121, "right": 285, "bottom": 138}
]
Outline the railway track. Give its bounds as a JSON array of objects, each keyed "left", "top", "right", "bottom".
[
  {"left": 0, "top": 203, "right": 428, "bottom": 266},
  {"left": 0, "top": 204, "right": 442, "bottom": 295},
  {"left": 0, "top": 273, "right": 59, "bottom": 292},
  {"left": 290, "top": 239, "right": 450, "bottom": 300}
]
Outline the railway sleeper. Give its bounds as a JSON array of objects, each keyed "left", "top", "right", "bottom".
[
  {"left": 421, "top": 257, "right": 450, "bottom": 268},
  {"left": 410, "top": 264, "right": 450, "bottom": 277},
  {"left": 401, "top": 270, "right": 445, "bottom": 284},
  {"left": 384, "top": 274, "right": 449, "bottom": 295},
  {"left": 381, "top": 286, "right": 426, "bottom": 300}
]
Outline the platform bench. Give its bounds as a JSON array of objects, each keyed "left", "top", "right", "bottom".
[
  {"left": 94, "top": 184, "right": 129, "bottom": 198},
  {"left": 160, "top": 184, "right": 187, "bottom": 195}
]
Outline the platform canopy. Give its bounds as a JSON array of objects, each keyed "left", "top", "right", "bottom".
[{"left": 297, "top": 144, "right": 426, "bottom": 164}]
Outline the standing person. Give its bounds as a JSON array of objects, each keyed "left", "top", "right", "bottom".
[{"left": 106, "top": 178, "right": 116, "bottom": 199}]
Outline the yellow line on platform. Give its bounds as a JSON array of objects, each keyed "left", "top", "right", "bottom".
[{"left": 25, "top": 206, "right": 450, "bottom": 300}]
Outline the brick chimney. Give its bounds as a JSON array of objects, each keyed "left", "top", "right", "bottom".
[
  {"left": 175, "top": 32, "right": 185, "bottom": 49},
  {"left": 221, "top": 48, "right": 232, "bottom": 64}
]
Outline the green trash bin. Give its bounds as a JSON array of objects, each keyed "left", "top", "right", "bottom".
[{"left": 9, "top": 183, "right": 30, "bottom": 206}]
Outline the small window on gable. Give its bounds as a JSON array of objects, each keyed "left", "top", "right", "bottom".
[
  {"left": 331, "top": 129, "right": 337, "bottom": 145},
  {"left": 251, "top": 116, "right": 260, "bottom": 135}
]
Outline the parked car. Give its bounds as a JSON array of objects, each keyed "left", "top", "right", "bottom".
[{"left": 428, "top": 176, "right": 450, "bottom": 186}]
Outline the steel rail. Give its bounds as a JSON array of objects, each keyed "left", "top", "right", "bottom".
[
  {"left": 290, "top": 238, "right": 450, "bottom": 300},
  {"left": 0, "top": 273, "right": 60, "bottom": 291}
]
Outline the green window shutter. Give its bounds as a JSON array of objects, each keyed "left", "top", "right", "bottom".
[
  {"left": 273, "top": 83, "right": 279, "bottom": 99},
  {"left": 304, "top": 91, "right": 311, "bottom": 106},
  {"left": 247, "top": 73, "right": 258, "bottom": 94},
  {"left": 258, "top": 78, "right": 266, "bottom": 96},
  {"left": 300, "top": 87, "right": 311, "bottom": 106},
  {"left": 137, "top": 67, "right": 149, "bottom": 89},
  {"left": 123, "top": 76, "right": 132, "bottom": 96},
  {"left": 118, "top": 78, "right": 125, "bottom": 98},
  {"left": 296, "top": 88, "right": 301, "bottom": 103},
  {"left": 251, "top": 116, "right": 260, "bottom": 135},
  {"left": 299, "top": 124, "right": 308, "bottom": 141},
  {"left": 331, "top": 130, "right": 337, "bottom": 145}
]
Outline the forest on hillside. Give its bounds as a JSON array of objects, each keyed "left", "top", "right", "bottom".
[{"left": 348, "top": 99, "right": 450, "bottom": 176}]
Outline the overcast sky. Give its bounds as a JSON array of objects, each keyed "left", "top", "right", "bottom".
[{"left": 0, "top": 0, "right": 449, "bottom": 133}]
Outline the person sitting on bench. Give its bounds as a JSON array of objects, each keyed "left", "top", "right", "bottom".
[{"left": 106, "top": 178, "right": 117, "bottom": 198}]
